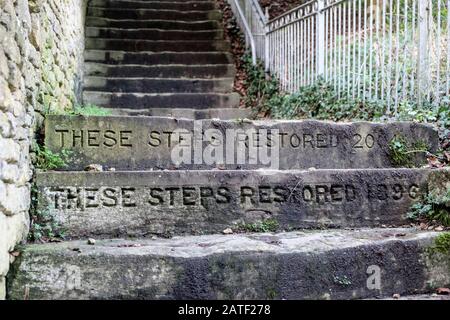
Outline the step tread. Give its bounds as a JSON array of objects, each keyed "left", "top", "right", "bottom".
[
  {"left": 89, "top": 0, "right": 217, "bottom": 10},
  {"left": 83, "top": 91, "right": 241, "bottom": 109},
  {"left": 7, "top": 228, "right": 448, "bottom": 300},
  {"left": 85, "top": 17, "right": 221, "bottom": 30},
  {"left": 105, "top": 107, "right": 251, "bottom": 119}
]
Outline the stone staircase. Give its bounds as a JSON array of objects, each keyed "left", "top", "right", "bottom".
[
  {"left": 6, "top": 0, "right": 450, "bottom": 300},
  {"left": 82, "top": 0, "right": 249, "bottom": 120}
]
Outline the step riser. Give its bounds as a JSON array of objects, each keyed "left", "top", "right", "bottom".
[
  {"left": 86, "top": 28, "right": 224, "bottom": 40},
  {"left": 8, "top": 230, "right": 449, "bottom": 299},
  {"left": 106, "top": 107, "right": 252, "bottom": 120},
  {"left": 85, "top": 38, "right": 231, "bottom": 52},
  {"left": 45, "top": 116, "right": 438, "bottom": 171},
  {"left": 84, "top": 63, "right": 236, "bottom": 78},
  {"left": 86, "top": 17, "right": 221, "bottom": 30},
  {"left": 87, "top": 8, "right": 222, "bottom": 21},
  {"left": 35, "top": 169, "right": 436, "bottom": 238},
  {"left": 89, "top": 0, "right": 217, "bottom": 11},
  {"left": 83, "top": 92, "right": 241, "bottom": 109},
  {"left": 84, "top": 78, "right": 234, "bottom": 93},
  {"left": 84, "top": 51, "right": 233, "bottom": 65}
]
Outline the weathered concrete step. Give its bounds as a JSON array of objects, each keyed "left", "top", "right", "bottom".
[
  {"left": 34, "top": 169, "right": 444, "bottom": 238},
  {"left": 89, "top": 0, "right": 217, "bottom": 11},
  {"left": 7, "top": 228, "right": 450, "bottom": 299},
  {"left": 86, "top": 27, "right": 224, "bottom": 40},
  {"left": 85, "top": 38, "right": 231, "bottom": 52},
  {"left": 86, "top": 17, "right": 221, "bottom": 30},
  {"left": 45, "top": 116, "right": 438, "bottom": 171},
  {"left": 84, "top": 77, "right": 234, "bottom": 93},
  {"left": 87, "top": 7, "right": 222, "bottom": 21},
  {"left": 83, "top": 91, "right": 241, "bottom": 109},
  {"left": 107, "top": 107, "right": 252, "bottom": 120},
  {"left": 84, "top": 63, "right": 236, "bottom": 78},
  {"left": 84, "top": 51, "right": 233, "bottom": 65}
]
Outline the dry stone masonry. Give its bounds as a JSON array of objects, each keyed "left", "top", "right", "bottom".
[
  {"left": 0, "top": 0, "right": 87, "bottom": 299},
  {"left": 3, "top": 0, "right": 450, "bottom": 300}
]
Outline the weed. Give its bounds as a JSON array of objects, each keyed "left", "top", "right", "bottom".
[
  {"left": 68, "top": 104, "right": 112, "bottom": 116},
  {"left": 33, "top": 143, "right": 72, "bottom": 170},
  {"left": 388, "top": 135, "right": 429, "bottom": 167},
  {"left": 333, "top": 275, "right": 352, "bottom": 287},
  {"left": 407, "top": 187, "right": 450, "bottom": 226},
  {"left": 239, "top": 218, "right": 280, "bottom": 233}
]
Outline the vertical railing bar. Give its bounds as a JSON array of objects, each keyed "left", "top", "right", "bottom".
[
  {"left": 427, "top": 0, "right": 432, "bottom": 102},
  {"left": 332, "top": 7, "right": 338, "bottom": 90},
  {"left": 447, "top": 0, "right": 450, "bottom": 96},
  {"left": 342, "top": 1, "right": 347, "bottom": 95},
  {"left": 410, "top": 0, "right": 417, "bottom": 99},
  {"left": 387, "top": 0, "right": 393, "bottom": 112},
  {"left": 436, "top": 0, "right": 442, "bottom": 104},
  {"left": 347, "top": 0, "right": 352, "bottom": 97},
  {"left": 394, "top": 0, "right": 401, "bottom": 113},
  {"left": 352, "top": 0, "right": 357, "bottom": 97},
  {"left": 357, "top": 0, "right": 362, "bottom": 98},
  {"left": 401, "top": 0, "right": 409, "bottom": 102},
  {"left": 363, "top": 0, "right": 368, "bottom": 100},
  {"left": 374, "top": 0, "right": 380, "bottom": 100},
  {"left": 381, "top": 0, "right": 386, "bottom": 101},
  {"left": 368, "top": 0, "right": 374, "bottom": 100}
]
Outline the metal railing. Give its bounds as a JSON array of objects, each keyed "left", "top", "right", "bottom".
[
  {"left": 228, "top": 0, "right": 268, "bottom": 65},
  {"left": 229, "top": 0, "right": 450, "bottom": 112}
]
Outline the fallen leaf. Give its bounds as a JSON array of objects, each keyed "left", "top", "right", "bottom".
[
  {"left": 10, "top": 251, "right": 20, "bottom": 257},
  {"left": 436, "top": 288, "right": 450, "bottom": 295},
  {"left": 223, "top": 228, "right": 234, "bottom": 235}
]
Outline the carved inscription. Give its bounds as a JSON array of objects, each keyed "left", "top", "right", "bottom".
[
  {"left": 47, "top": 182, "right": 421, "bottom": 211},
  {"left": 53, "top": 128, "right": 379, "bottom": 151},
  {"left": 55, "top": 129, "right": 133, "bottom": 148}
]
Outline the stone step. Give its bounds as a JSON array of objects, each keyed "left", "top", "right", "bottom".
[
  {"left": 86, "top": 27, "right": 224, "bottom": 40},
  {"left": 85, "top": 38, "right": 231, "bottom": 52},
  {"left": 86, "top": 17, "right": 221, "bottom": 30},
  {"left": 82, "top": 91, "right": 241, "bottom": 109},
  {"left": 87, "top": 7, "right": 222, "bottom": 21},
  {"left": 84, "top": 77, "right": 234, "bottom": 93},
  {"left": 7, "top": 228, "right": 449, "bottom": 299},
  {"left": 84, "top": 51, "right": 234, "bottom": 65},
  {"left": 89, "top": 0, "right": 217, "bottom": 11},
  {"left": 106, "top": 107, "right": 252, "bottom": 120},
  {"left": 34, "top": 168, "right": 444, "bottom": 238},
  {"left": 84, "top": 63, "right": 236, "bottom": 78},
  {"left": 45, "top": 116, "right": 438, "bottom": 171}
]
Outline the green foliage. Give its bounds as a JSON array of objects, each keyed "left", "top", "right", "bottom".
[
  {"left": 242, "top": 56, "right": 387, "bottom": 121},
  {"left": 333, "top": 275, "right": 352, "bottom": 287},
  {"left": 407, "top": 187, "right": 450, "bottom": 227},
  {"left": 239, "top": 218, "right": 280, "bottom": 233},
  {"left": 28, "top": 185, "right": 66, "bottom": 242},
  {"left": 68, "top": 104, "right": 112, "bottom": 116},
  {"left": 33, "top": 143, "right": 72, "bottom": 170},
  {"left": 28, "top": 209, "right": 66, "bottom": 242},
  {"left": 269, "top": 81, "right": 386, "bottom": 121},
  {"left": 242, "top": 54, "right": 280, "bottom": 115},
  {"left": 432, "top": 233, "right": 450, "bottom": 254},
  {"left": 49, "top": 104, "right": 112, "bottom": 116},
  {"left": 388, "top": 135, "right": 429, "bottom": 167},
  {"left": 397, "top": 101, "right": 450, "bottom": 142}
]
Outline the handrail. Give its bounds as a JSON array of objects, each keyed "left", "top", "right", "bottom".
[
  {"left": 232, "top": 0, "right": 257, "bottom": 65},
  {"left": 267, "top": 0, "right": 317, "bottom": 25},
  {"left": 250, "top": 0, "right": 268, "bottom": 24}
]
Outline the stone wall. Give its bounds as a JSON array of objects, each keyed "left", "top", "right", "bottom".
[{"left": 0, "top": 0, "right": 87, "bottom": 299}]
